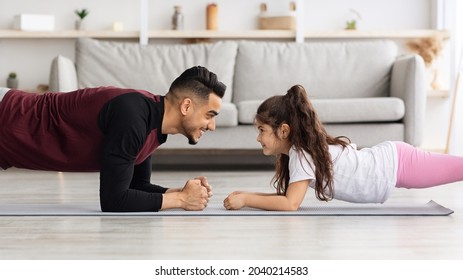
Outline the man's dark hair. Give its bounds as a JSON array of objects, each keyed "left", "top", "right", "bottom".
[{"left": 168, "top": 66, "right": 226, "bottom": 101}]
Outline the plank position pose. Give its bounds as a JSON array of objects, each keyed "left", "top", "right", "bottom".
[
  {"left": 223, "top": 85, "right": 463, "bottom": 211},
  {"left": 0, "top": 66, "right": 225, "bottom": 212}
]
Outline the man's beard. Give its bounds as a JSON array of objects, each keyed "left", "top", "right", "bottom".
[
  {"left": 188, "top": 135, "right": 198, "bottom": 145},
  {"left": 184, "top": 126, "right": 199, "bottom": 145}
]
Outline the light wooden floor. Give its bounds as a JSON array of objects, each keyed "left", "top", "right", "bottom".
[{"left": 0, "top": 168, "right": 462, "bottom": 260}]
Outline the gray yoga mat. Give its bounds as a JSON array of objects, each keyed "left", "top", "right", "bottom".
[{"left": 0, "top": 200, "right": 453, "bottom": 216}]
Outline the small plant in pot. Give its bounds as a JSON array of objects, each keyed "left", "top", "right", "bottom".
[
  {"left": 7, "top": 72, "right": 18, "bottom": 89},
  {"left": 75, "top": 8, "right": 89, "bottom": 30},
  {"left": 344, "top": 9, "right": 361, "bottom": 30}
]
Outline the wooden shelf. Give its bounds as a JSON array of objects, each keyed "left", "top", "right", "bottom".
[
  {"left": 147, "top": 30, "right": 296, "bottom": 39},
  {"left": 427, "top": 89, "right": 450, "bottom": 98},
  {"left": 0, "top": 30, "right": 139, "bottom": 39},
  {"left": 145, "top": 29, "right": 451, "bottom": 40},
  {"left": 0, "top": 29, "right": 450, "bottom": 40},
  {"left": 304, "top": 29, "right": 450, "bottom": 39}
]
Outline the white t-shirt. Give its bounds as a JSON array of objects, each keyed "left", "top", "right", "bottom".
[{"left": 288, "top": 141, "right": 398, "bottom": 203}]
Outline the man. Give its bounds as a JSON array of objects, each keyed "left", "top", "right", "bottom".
[{"left": 0, "top": 66, "right": 225, "bottom": 212}]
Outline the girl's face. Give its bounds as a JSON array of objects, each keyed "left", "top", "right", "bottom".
[{"left": 255, "top": 120, "right": 291, "bottom": 156}]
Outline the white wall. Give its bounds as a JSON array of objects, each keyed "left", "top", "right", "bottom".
[
  {"left": 0, "top": 0, "right": 431, "bottom": 30},
  {"left": 146, "top": 0, "right": 432, "bottom": 30},
  {"left": 0, "top": 0, "right": 434, "bottom": 89},
  {"left": 2, "top": 0, "right": 457, "bottom": 152}
]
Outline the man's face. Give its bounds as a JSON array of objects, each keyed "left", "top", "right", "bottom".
[{"left": 181, "top": 94, "right": 222, "bottom": 145}]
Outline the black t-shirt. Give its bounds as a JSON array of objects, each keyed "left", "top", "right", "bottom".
[{"left": 98, "top": 92, "right": 168, "bottom": 212}]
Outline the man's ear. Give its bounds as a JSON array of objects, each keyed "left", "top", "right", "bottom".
[
  {"left": 280, "top": 123, "right": 291, "bottom": 139},
  {"left": 180, "top": 98, "right": 193, "bottom": 116}
]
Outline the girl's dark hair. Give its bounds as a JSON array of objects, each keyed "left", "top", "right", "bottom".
[
  {"left": 255, "top": 85, "right": 350, "bottom": 201},
  {"left": 168, "top": 65, "right": 226, "bottom": 101}
]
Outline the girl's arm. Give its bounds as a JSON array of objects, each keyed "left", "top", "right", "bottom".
[{"left": 223, "top": 180, "right": 310, "bottom": 211}]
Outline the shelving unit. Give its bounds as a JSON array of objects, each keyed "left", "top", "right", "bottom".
[{"left": 0, "top": 29, "right": 450, "bottom": 40}]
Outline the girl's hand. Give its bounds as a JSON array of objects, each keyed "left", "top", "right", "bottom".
[{"left": 223, "top": 191, "right": 246, "bottom": 210}]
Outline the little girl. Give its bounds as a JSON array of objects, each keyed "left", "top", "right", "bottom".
[{"left": 223, "top": 85, "right": 463, "bottom": 211}]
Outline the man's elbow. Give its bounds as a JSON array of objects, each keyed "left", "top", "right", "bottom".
[
  {"left": 100, "top": 201, "right": 120, "bottom": 212},
  {"left": 100, "top": 195, "right": 124, "bottom": 212}
]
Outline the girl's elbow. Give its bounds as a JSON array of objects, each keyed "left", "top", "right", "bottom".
[
  {"left": 289, "top": 205, "right": 300, "bottom": 211},
  {"left": 287, "top": 201, "right": 301, "bottom": 211}
]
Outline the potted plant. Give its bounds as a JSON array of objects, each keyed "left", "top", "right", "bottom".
[
  {"left": 345, "top": 9, "right": 361, "bottom": 30},
  {"left": 7, "top": 72, "right": 18, "bottom": 89},
  {"left": 75, "top": 8, "right": 89, "bottom": 30}
]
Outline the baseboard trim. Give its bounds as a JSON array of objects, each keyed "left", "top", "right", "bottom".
[{"left": 152, "top": 149, "right": 275, "bottom": 170}]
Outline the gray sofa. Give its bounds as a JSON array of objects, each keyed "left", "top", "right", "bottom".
[{"left": 49, "top": 38, "right": 425, "bottom": 166}]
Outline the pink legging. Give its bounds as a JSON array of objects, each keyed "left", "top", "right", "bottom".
[{"left": 395, "top": 141, "right": 463, "bottom": 189}]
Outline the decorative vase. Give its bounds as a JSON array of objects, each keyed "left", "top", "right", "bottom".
[
  {"left": 7, "top": 77, "right": 18, "bottom": 89},
  {"left": 206, "top": 3, "right": 218, "bottom": 30},
  {"left": 75, "top": 19, "right": 84, "bottom": 30},
  {"left": 172, "top": 5, "right": 184, "bottom": 30}
]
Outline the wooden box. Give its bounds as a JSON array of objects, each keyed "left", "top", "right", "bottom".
[
  {"left": 258, "top": 2, "right": 296, "bottom": 30},
  {"left": 258, "top": 14, "right": 296, "bottom": 30}
]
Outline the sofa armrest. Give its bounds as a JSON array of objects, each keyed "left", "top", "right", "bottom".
[
  {"left": 48, "top": 55, "right": 78, "bottom": 92},
  {"left": 390, "top": 54, "right": 426, "bottom": 146}
]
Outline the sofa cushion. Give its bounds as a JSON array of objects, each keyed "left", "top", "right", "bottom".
[
  {"left": 216, "top": 102, "right": 238, "bottom": 127},
  {"left": 49, "top": 55, "right": 78, "bottom": 92},
  {"left": 233, "top": 40, "right": 398, "bottom": 104},
  {"left": 237, "top": 97, "right": 405, "bottom": 124},
  {"left": 76, "top": 38, "right": 237, "bottom": 103}
]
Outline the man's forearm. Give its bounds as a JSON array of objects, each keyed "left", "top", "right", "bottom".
[{"left": 161, "top": 191, "right": 185, "bottom": 210}]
